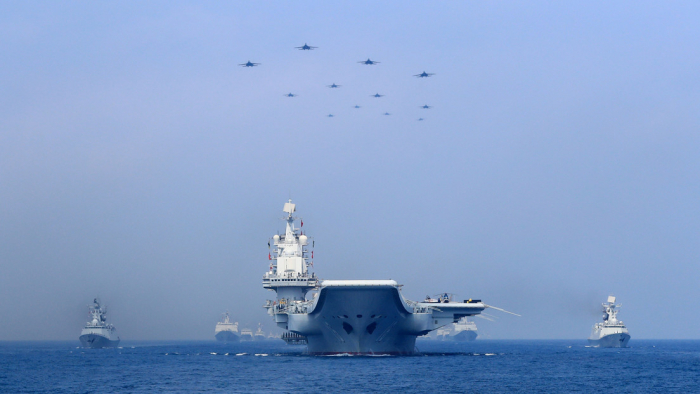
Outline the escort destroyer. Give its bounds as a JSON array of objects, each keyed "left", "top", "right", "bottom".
[
  {"left": 262, "top": 200, "right": 499, "bottom": 355},
  {"left": 588, "top": 295, "right": 631, "bottom": 348},
  {"left": 79, "top": 298, "right": 120, "bottom": 348}
]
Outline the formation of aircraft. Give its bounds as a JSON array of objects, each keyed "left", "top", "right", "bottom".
[
  {"left": 358, "top": 58, "right": 380, "bottom": 65},
  {"left": 242, "top": 45, "right": 435, "bottom": 119},
  {"left": 414, "top": 71, "right": 434, "bottom": 78},
  {"left": 296, "top": 43, "right": 317, "bottom": 50}
]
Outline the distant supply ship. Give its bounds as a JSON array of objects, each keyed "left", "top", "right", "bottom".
[
  {"left": 240, "top": 328, "right": 254, "bottom": 341},
  {"left": 436, "top": 317, "right": 478, "bottom": 341},
  {"left": 214, "top": 312, "right": 239, "bottom": 342},
  {"left": 451, "top": 318, "right": 478, "bottom": 341},
  {"left": 79, "top": 298, "right": 120, "bottom": 348},
  {"left": 254, "top": 324, "right": 266, "bottom": 340},
  {"left": 588, "top": 295, "right": 630, "bottom": 348},
  {"left": 263, "top": 200, "right": 502, "bottom": 355}
]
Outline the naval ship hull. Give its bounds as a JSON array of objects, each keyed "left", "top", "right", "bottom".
[
  {"left": 588, "top": 333, "right": 630, "bottom": 348},
  {"left": 215, "top": 331, "right": 240, "bottom": 342},
  {"left": 79, "top": 334, "right": 120, "bottom": 348},
  {"left": 291, "top": 285, "right": 417, "bottom": 354},
  {"left": 282, "top": 283, "right": 482, "bottom": 355}
]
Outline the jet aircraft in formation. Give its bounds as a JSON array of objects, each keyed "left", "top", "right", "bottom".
[
  {"left": 239, "top": 46, "right": 435, "bottom": 120},
  {"left": 296, "top": 43, "right": 317, "bottom": 50},
  {"left": 418, "top": 118, "right": 424, "bottom": 121},
  {"left": 358, "top": 58, "right": 380, "bottom": 65},
  {"left": 414, "top": 71, "right": 434, "bottom": 78}
]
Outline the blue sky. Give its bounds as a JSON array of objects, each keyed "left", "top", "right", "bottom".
[{"left": 1, "top": 1, "right": 699, "bottom": 339}]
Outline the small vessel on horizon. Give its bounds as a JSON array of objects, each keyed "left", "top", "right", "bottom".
[
  {"left": 240, "top": 328, "right": 254, "bottom": 341},
  {"left": 254, "top": 323, "right": 266, "bottom": 340},
  {"left": 214, "top": 312, "right": 239, "bottom": 342},
  {"left": 79, "top": 298, "right": 120, "bottom": 348},
  {"left": 451, "top": 317, "right": 478, "bottom": 341},
  {"left": 588, "top": 295, "right": 630, "bottom": 348},
  {"left": 436, "top": 317, "right": 478, "bottom": 341}
]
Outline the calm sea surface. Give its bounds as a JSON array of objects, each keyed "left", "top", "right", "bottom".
[{"left": 1, "top": 339, "right": 698, "bottom": 393}]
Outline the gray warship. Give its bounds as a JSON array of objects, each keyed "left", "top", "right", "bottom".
[
  {"left": 263, "top": 200, "right": 494, "bottom": 355},
  {"left": 254, "top": 323, "right": 266, "bottom": 340},
  {"left": 214, "top": 312, "right": 239, "bottom": 342},
  {"left": 79, "top": 298, "right": 120, "bottom": 348},
  {"left": 436, "top": 317, "right": 478, "bottom": 341},
  {"left": 240, "top": 328, "right": 254, "bottom": 341},
  {"left": 588, "top": 295, "right": 631, "bottom": 348}
]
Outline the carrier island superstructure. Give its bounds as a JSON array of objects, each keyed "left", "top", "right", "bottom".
[
  {"left": 263, "top": 200, "right": 487, "bottom": 355},
  {"left": 588, "top": 295, "right": 631, "bottom": 348},
  {"left": 79, "top": 298, "right": 120, "bottom": 348}
]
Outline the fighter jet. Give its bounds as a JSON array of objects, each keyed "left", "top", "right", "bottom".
[
  {"left": 358, "top": 58, "right": 380, "bottom": 65},
  {"left": 327, "top": 114, "right": 334, "bottom": 118},
  {"left": 371, "top": 93, "right": 384, "bottom": 98},
  {"left": 414, "top": 71, "right": 434, "bottom": 78},
  {"left": 284, "top": 93, "right": 297, "bottom": 97},
  {"left": 418, "top": 118, "right": 424, "bottom": 121},
  {"left": 327, "top": 83, "right": 341, "bottom": 88},
  {"left": 421, "top": 104, "right": 432, "bottom": 109},
  {"left": 239, "top": 61, "right": 260, "bottom": 67},
  {"left": 383, "top": 112, "right": 391, "bottom": 116},
  {"left": 354, "top": 105, "right": 361, "bottom": 109},
  {"left": 296, "top": 43, "right": 317, "bottom": 50}
]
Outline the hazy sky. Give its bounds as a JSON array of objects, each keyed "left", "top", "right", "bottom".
[{"left": 1, "top": 1, "right": 699, "bottom": 340}]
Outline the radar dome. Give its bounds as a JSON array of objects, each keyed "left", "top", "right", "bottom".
[
  {"left": 273, "top": 235, "right": 279, "bottom": 242},
  {"left": 299, "top": 235, "right": 308, "bottom": 245}
]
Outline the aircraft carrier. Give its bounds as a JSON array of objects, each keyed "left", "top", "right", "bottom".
[
  {"left": 588, "top": 295, "right": 631, "bottom": 348},
  {"left": 79, "top": 298, "right": 120, "bottom": 348},
  {"left": 262, "top": 200, "right": 491, "bottom": 355}
]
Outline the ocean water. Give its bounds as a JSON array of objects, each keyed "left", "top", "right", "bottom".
[{"left": 1, "top": 339, "right": 698, "bottom": 393}]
